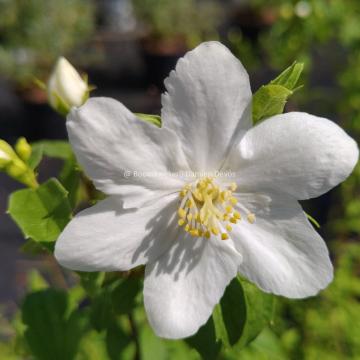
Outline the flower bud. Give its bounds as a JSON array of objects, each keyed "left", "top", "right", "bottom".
[
  {"left": 47, "top": 57, "right": 89, "bottom": 115},
  {"left": 0, "top": 149, "right": 11, "bottom": 168},
  {"left": 0, "top": 139, "right": 38, "bottom": 188},
  {"left": 0, "top": 140, "right": 16, "bottom": 168},
  {"left": 15, "top": 137, "right": 32, "bottom": 162}
]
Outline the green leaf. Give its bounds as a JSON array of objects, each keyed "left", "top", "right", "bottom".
[
  {"left": 77, "top": 330, "right": 109, "bottom": 360},
  {"left": 26, "top": 269, "right": 48, "bottom": 292},
  {"left": 59, "top": 154, "right": 81, "bottom": 208},
  {"left": 28, "top": 143, "right": 43, "bottom": 169},
  {"left": 214, "top": 277, "right": 246, "bottom": 348},
  {"left": 223, "top": 327, "right": 287, "bottom": 360},
  {"left": 270, "top": 62, "right": 304, "bottom": 90},
  {"left": 22, "top": 289, "right": 86, "bottom": 360},
  {"left": 252, "top": 84, "right": 292, "bottom": 123},
  {"left": 212, "top": 277, "right": 274, "bottom": 350},
  {"left": 90, "top": 289, "right": 113, "bottom": 332},
  {"left": 31, "top": 140, "right": 73, "bottom": 160},
  {"left": 0, "top": 342, "right": 19, "bottom": 360},
  {"left": 186, "top": 316, "right": 221, "bottom": 360},
  {"left": 111, "top": 277, "right": 142, "bottom": 315},
  {"left": 139, "top": 324, "right": 168, "bottom": 360},
  {"left": 32, "top": 140, "right": 80, "bottom": 208},
  {"left": 106, "top": 319, "right": 135, "bottom": 360},
  {"left": 135, "top": 113, "right": 162, "bottom": 127},
  {"left": 21, "top": 238, "right": 55, "bottom": 254},
  {"left": 79, "top": 272, "right": 106, "bottom": 298},
  {"left": 8, "top": 178, "right": 72, "bottom": 243},
  {"left": 237, "top": 279, "right": 275, "bottom": 348},
  {"left": 252, "top": 62, "right": 304, "bottom": 123}
]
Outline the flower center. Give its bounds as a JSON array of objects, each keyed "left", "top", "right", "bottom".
[{"left": 177, "top": 177, "right": 255, "bottom": 240}]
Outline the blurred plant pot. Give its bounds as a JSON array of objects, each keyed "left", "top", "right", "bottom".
[
  {"left": 16, "top": 87, "right": 67, "bottom": 141},
  {"left": 232, "top": 6, "right": 276, "bottom": 43},
  {"left": 139, "top": 36, "right": 187, "bottom": 91}
]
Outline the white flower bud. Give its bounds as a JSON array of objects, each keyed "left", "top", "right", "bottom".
[
  {"left": 0, "top": 148, "right": 11, "bottom": 167},
  {"left": 47, "top": 57, "right": 88, "bottom": 114}
]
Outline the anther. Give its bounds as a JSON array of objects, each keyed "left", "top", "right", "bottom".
[
  {"left": 233, "top": 211, "right": 241, "bottom": 220},
  {"left": 177, "top": 178, "right": 255, "bottom": 242},
  {"left": 229, "top": 183, "right": 237, "bottom": 191},
  {"left": 189, "top": 229, "right": 199, "bottom": 237},
  {"left": 225, "top": 205, "right": 233, "bottom": 213},
  {"left": 178, "top": 208, "right": 186, "bottom": 218},
  {"left": 247, "top": 213, "right": 256, "bottom": 224}
]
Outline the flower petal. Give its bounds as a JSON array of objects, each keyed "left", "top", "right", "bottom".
[
  {"left": 226, "top": 112, "right": 358, "bottom": 200},
  {"left": 162, "top": 41, "right": 252, "bottom": 172},
  {"left": 232, "top": 192, "right": 333, "bottom": 298},
  {"left": 55, "top": 193, "right": 179, "bottom": 271},
  {"left": 143, "top": 234, "right": 242, "bottom": 339},
  {"left": 67, "top": 97, "right": 189, "bottom": 198}
]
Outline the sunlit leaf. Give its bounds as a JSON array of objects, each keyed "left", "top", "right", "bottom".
[
  {"left": 270, "top": 62, "right": 304, "bottom": 90},
  {"left": 252, "top": 84, "right": 292, "bottom": 123},
  {"left": 8, "top": 178, "right": 72, "bottom": 243},
  {"left": 252, "top": 62, "right": 304, "bottom": 123}
]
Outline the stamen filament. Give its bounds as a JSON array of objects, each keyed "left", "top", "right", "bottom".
[{"left": 177, "top": 177, "right": 256, "bottom": 241}]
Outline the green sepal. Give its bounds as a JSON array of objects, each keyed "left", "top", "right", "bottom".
[
  {"left": 270, "top": 61, "right": 304, "bottom": 90},
  {"left": 33, "top": 77, "right": 46, "bottom": 90},
  {"left": 51, "top": 91, "right": 71, "bottom": 117},
  {"left": 8, "top": 178, "right": 72, "bottom": 244},
  {"left": 252, "top": 61, "right": 304, "bottom": 123},
  {"left": 135, "top": 113, "right": 162, "bottom": 127},
  {"left": 306, "top": 212, "right": 321, "bottom": 228},
  {"left": 252, "top": 84, "right": 293, "bottom": 123}
]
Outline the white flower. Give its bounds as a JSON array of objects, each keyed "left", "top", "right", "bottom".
[
  {"left": 47, "top": 57, "right": 88, "bottom": 113},
  {"left": 54, "top": 42, "right": 358, "bottom": 339}
]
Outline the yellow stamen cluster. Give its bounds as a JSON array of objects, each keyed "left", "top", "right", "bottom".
[{"left": 177, "top": 177, "right": 256, "bottom": 240}]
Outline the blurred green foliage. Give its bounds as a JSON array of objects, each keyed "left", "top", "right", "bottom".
[
  {"left": 226, "top": 0, "right": 360, "bottom": 236},
  {"left": 227, "top": 1, "right": 360, "bottom": 359},
  {"left": 0, "top": 0, "right": 95, "bottom": 87},
  {"left": 132, "top": 0, "right": 222, "bottom": 48}
]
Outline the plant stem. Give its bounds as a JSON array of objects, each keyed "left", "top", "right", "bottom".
[{"left": 129, "top": 313, "right": 140, "bottom": 360}]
